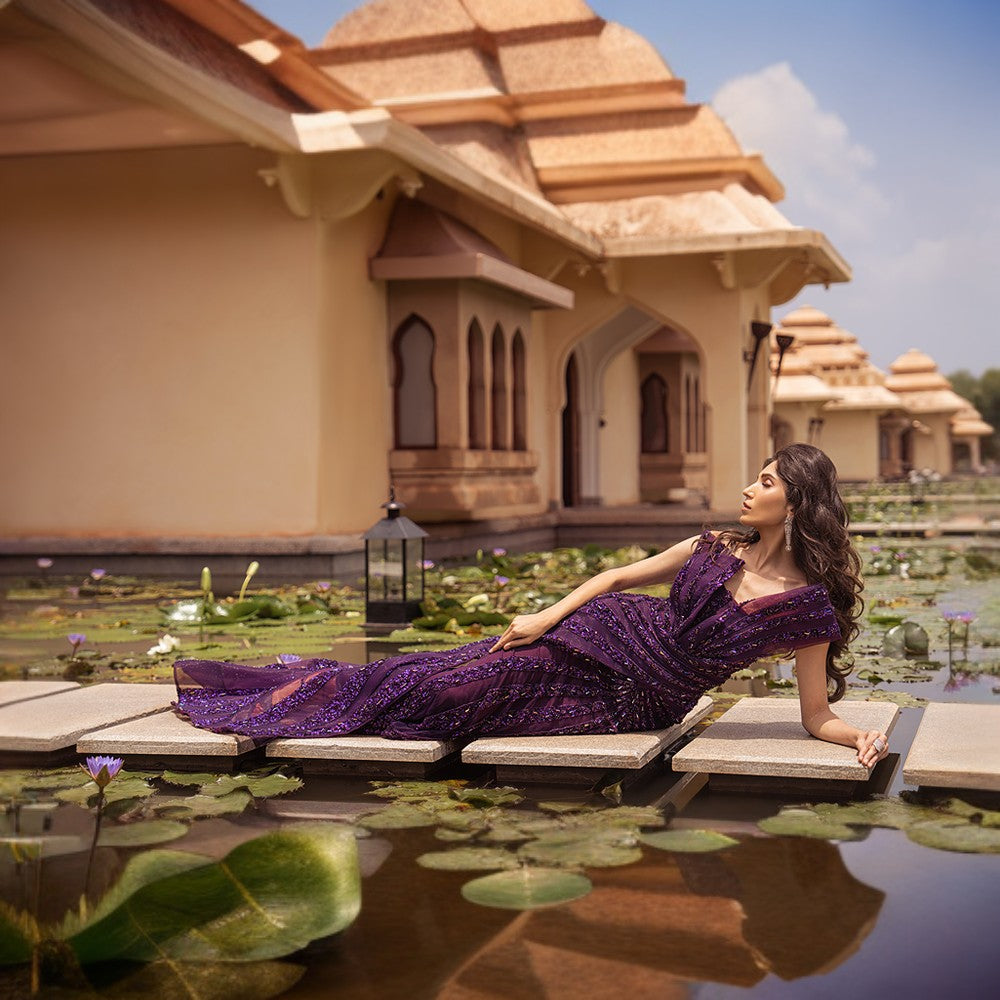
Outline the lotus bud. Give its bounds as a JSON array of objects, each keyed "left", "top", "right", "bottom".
[
  {"left": 239, "top": 560, "right": 260, "bottom": 602},
  {"left": 200, "top": 566, "right": 212, "bottom": 592}
]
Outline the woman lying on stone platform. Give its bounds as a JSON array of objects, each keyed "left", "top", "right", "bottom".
[{"left": 174, "top": 443, "right": 890, "bottom": 769}]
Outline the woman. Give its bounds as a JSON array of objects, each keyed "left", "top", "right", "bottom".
[{"left": 175, "top": 444, "right": 889, "bottom": 768}]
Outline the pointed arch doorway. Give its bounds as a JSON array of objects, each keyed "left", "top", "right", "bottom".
[{"left": 561, "top": 352, "right": 581, "bottom": 507}]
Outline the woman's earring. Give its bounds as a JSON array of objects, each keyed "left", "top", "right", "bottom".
[{"left": 784, "top": 513, "right": 793, "bottom": 552}]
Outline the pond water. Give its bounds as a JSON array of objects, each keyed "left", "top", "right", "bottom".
[{"left": 2, "top": 538, "right": 999, "bottom": 997}]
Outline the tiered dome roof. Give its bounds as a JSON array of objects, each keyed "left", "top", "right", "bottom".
[{"left": 311, "top": 0, "right": 792, "bottom": 240}]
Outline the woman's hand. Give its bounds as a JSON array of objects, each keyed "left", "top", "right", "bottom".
[
  {"left": 489, "top": 612, "right": 557, "bottom": 653},
  {"left": 855, "top": 729, "right": 889, "bottom": 768}
]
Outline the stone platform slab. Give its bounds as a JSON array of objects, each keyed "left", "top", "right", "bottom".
[
  {"left": 0, "top": 683, "right": 176, "bottom": 752},
  {"left": 902, "top": 702, "right": 1000, "bottom": 792},
  {"left": 461, "top": 696, "right": 715, "bottom": 770},
  {"left": 78, "top": 709, "right": 256, "bottom": 757},
  {"left": 266, "top": 734, "right": 457, "bottom": 764},
  {"left": 0, "top": 680, "right": 79, "bottom": 707},
  {"left": 671, "top": 697, "right": 899, "bottom": 781}
]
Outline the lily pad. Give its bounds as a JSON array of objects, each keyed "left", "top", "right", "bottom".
[
  {"left": 56, "top": 775, "right": 157, "bottom": 806},
  {"left": 97, "top": 819, "right": 189, "bottom": 847},
  {"left": 905, "top": 820, "right": 1000, "bottom": 853},
  {"left": 160, "top": 773, "right": 303, "bottom": 799},
  {"left": 813, "top": 798, "right": 942, "bottom": 829},
  {"left": 356, "top": 803, "right": 438, "bottom": 829},
  {"left": 67, "top": 825, "right": 361, "bottom": 963},
  {"left": 938, "top": 798, "right": 1000, "bottom": 827},
  {"left": 449, "top": 787, "right": 523, "bottom": 808},
  {"left": 517, "top": 830, "right": 641, "bottom": 868},
  {"left": 100, "top": 959, "right": 305, "bottom": 1000},
  {"left": 461, "top": 868, "right": 592, "bottom": 910},
  {"left": 416, "top": 847, "right": 519, "bottom": 871},
  {"left": 152, "top": 791, "right": 252, "bottom": 820},
  {"left": 757, "top": 807, "right": 868, "bottom": 841},
  {"left": 366, "top": 780, "right": 466, "bottom": 801},
  {"left": 639, "top": 829, "right": 739, "bottom": 853}
]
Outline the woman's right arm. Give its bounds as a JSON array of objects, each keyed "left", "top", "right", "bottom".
[{"left": 488, "top": 533, "right": 704, "bottom": 652}]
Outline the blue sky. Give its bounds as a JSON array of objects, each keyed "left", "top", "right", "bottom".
[{"left": 251, "top": 1, "right": 1000, "bottom": 376}]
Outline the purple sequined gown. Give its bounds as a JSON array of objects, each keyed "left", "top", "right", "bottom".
[{"left": 174, "top": 534, "right": 840, "bottom": 740}]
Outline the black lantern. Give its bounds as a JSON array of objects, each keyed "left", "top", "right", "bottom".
[
  {"left": 744, "top": 321, "right": 773, "bottom": 391},
  {"left": 364, "top": 487, "right": 428, "bottom": 626},
  {"left": 773, "top": 333, "right": 795, "bottom": 385}
]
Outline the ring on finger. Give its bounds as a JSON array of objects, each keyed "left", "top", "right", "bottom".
[{"left": 873, "top": 737, "right": 886, "bottom": 753}]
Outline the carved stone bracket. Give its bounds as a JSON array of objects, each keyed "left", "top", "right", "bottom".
[{"left": 258, "top": 150, "right": 423, "bottom": 220}]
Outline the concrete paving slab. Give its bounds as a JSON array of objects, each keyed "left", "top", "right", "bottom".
[
  {"left": 266, "top": 734, "right": 456, "bottom": 764},
  {"left": 0, "top": 681, "right": 79, "bottom": 707},
  {"left": 461, "top": 696, "right": 715, "bottom": 769},
  {"left": 78, "top": 709, "right": 255, "bottom": 757},
  {"left": 0, "top": 683, "right": 176, "bottom": 752},
  {"left": 671, "top": 697, "right": 899, "bottom": 781},
  {"left": 902, "top": 702, "right": 1000, "bottom": 792}
]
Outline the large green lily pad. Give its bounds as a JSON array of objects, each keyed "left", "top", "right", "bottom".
[
  {"left": 0, "top": 903, "right": 35, "bottom": 965},
  {"left": 67, "top": 825, "right": 360, "bottom": 963},
  {"left": 461, "top": 868, "right": 593, "bottom": 910},
  {"left": 100, "top": 959, "right": 305, "bottom": 1000},
  {"left": 151, "top": 791, "right": 252, "bottom": 820}
]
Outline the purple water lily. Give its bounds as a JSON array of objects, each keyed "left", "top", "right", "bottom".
[
  {"left": 277, "top": 653, "right": 303, "bottom": 664},
  {"left": 492, "top": 547, "right": 507, "bottom": 557},
  {"left": 421, "top": 559, "right": 435, "bottom": 570},
  {"left": 90, "top": 568, "right": 107, "bottom": 580},
  {"left": 495, "top": 576, "right": 510, "bottom": 586},
  {"left": 315, "top": 581, "right": 332, "bottom": 592},
  {"left": 37, "top": 557, "right": 53, "bottom": 569},
  {"left": 67, "top": 633, "right": 86, "bottom": 655},
  {"left": 80, "top": 755, "right": 124, "bottom": 789}
]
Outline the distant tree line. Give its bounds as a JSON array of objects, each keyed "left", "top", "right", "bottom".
[{"left": 948, "top": 368, "right": 1000, "bottom": 461}]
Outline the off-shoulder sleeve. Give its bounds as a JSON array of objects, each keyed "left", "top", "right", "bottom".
[{"left": 753, "top": 586, "right": 842, "bottom": 657}]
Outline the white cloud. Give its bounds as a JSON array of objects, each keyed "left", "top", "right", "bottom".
[{"left": 713, "top": 62, "right": 889, "bottom": 240}]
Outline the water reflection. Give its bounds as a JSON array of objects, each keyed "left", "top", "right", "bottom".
[{"left": 298, "top": 832, "right": 883, "bottom": 999}]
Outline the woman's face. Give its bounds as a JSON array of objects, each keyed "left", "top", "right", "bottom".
[{"left": 740, "top": 461, "right": 791, "bottom": 529}]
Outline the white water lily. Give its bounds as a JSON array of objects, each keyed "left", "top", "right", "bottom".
[{"left": 147, "top": 633, "right": 181, "bottom": 656}]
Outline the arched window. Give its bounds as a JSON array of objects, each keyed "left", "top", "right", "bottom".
[
  {"left": 512, "top": 330, "right": 527, "bottom": 451},
  {"left": 491, "top": 325, "right": 508, "bottom": 450},
  {"left": 467, "top": 320, "right": 487, "bottom": 450},
  {"left": 392, "top": 315, "right": 436, "bottom": 449},
  {"left": 640, "top": 374, "right": 669, "bottom": 453}
]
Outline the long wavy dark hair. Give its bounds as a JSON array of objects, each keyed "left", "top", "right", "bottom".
[{"left": 715, "top": 443, "right": 864, "bottom": 701}]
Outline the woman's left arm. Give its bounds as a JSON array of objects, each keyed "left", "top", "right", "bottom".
[{"left": 796, "top": 643, "right": 889, "bottom": 768}]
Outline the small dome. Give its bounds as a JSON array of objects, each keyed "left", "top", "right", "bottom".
[
  {"left": 779, "top": 305, "right": 834, "bottom": 328},
  {"left": 889, "top": 348, "right": 938, "bottom": 375}
]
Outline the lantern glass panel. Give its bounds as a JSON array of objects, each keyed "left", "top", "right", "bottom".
[
  {"left": 404, "top": 538, "right": 425, "bottom": 603},
  {"left": 369, "top": 539, "right": 404, "bottom": 601}
]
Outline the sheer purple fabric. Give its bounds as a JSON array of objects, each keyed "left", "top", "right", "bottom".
[{"left": 173, "top": 533, "right": 841, "bottom": 741}]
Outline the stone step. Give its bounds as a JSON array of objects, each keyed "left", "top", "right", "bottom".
[
  {"left": 0, "top": 680, "right": 79, "bottom": 707},
  {"left": 266, "top": 734, "right": 459, "bottom": 777},
  {"left": 77, "top": 709, "right": 256, "bottom": 758},
  {"left": 0, "top": 683, "right": 176, "bottom": 753},
  {"left": 461, "top": 695, "right": 715, "bottom": 774},
  {"left": 902, "top": 702, "right": 1000, "bottom": 793},
  {"left": 671, "top": 697, "right": 899, "bottom": 793}
]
